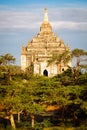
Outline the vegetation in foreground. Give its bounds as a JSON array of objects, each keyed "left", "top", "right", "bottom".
[{"left": 0, "top": 49, "right": 87, "bottom": 130}]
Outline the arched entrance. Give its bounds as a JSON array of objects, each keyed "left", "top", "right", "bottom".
[{"left": 43, "top": 69, "right": 48, "bottom": 76}]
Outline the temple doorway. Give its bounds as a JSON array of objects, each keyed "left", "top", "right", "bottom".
[{"left": 43, "top": 69, "right": 48, "bottom": 76}]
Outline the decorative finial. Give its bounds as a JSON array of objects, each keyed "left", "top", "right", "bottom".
[{"left": 44, "top": 8, "right": 48, "bottom": 22}]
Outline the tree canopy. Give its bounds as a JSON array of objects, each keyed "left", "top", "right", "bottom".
[{"left": 0, "top": 52, "right": 87, "bottom": 129}]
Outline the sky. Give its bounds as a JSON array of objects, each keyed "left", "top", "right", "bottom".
[{"left": 0, "top": 0, "right": 87, "bottom": 65}]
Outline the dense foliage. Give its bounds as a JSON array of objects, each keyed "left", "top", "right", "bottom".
[{"left": 0, "top": 51, "right": 87, "bottom": 130}]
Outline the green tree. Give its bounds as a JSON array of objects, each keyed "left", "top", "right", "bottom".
[
  {"left": 72, "top": 48, "right": 87, "bottom": 70},
  {"left": 72, "top": 48, "right": 87, "bottom": 72},
  {"left": 0, "top": 53, "right": 15, "bottom": 65},
  {"left": 67, "top": 48, "right": 87, "bottom": 80},
  {"left": 0, "top": 54, "right": 23, "bottom": 82},
  {"left": 48, "top": 50, "right": 71, "bottom": 73},
  {"left": 0, "top": 83, "right": 24, "bottom": 129}
]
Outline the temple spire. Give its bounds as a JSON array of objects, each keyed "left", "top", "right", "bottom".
[{"left": 44, "top": 8, "right": 48, "bottom": 22}]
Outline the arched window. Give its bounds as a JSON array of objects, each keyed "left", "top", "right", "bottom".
[
  {"left": 62, "top": 68, "right": 64, "bottom": 72},
  {"left": 43, "top": 69, "right": 48, "bottom": 76}
]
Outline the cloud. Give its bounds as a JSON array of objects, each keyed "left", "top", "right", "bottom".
[
  {"left": 50, "top": 7, "right": 87, "bottom": 22},
  {"left": 51, "top": 21, "right": 87, "bottom": 31},
  {"left": 0, "top": 5, "right": 87, "bottom": 32},
  {"left": 0, "top": 11, "right": 41, "bottom": 28}
]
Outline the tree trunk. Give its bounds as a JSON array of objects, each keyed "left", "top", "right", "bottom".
[
  {"left": 31, "top": 115, "right": 35, "bottom": 128},
  {"left": 9, "top": 114, "right": 16, "bottom": 129},
  {"left": 62, "top": 105, "right": 65, "bottom": 122},
  {"left": 73, "top": 111, "right": 79, "bottom": 126},
  {"left": 9, "top": 74, "right": 12, "bottom": 81},
  {"left": 18, "top": 112, "right": 21, "bottom": 123}
]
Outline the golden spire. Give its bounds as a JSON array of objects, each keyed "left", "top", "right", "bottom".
[{"left": 44, "top": 8, "right": 48, "bottom": 22}]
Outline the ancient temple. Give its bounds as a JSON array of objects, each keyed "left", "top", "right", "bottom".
[{"left": 21, "top": 8, "right": 71, "bottom": 77}]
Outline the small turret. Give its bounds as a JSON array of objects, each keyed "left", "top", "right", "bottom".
[{"left": 22, "top": 44, "right": 27, "bottom": 53}]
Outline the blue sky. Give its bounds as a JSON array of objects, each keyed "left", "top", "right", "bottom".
[{"left": 0, "top": 0, "right": 87, "bottom": 65}]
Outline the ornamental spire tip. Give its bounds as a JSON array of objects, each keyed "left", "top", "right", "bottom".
[{"left": 44, "top": 8, "right": 48, "bottom": 22}]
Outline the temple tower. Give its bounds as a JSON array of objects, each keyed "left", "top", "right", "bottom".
[{"left": 21, "top": 8, "right": 71, "bottom": 77}]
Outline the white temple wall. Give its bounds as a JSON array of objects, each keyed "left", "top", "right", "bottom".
[{"left": 21, "top": 55, "right": 27, "bottom": 70}]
